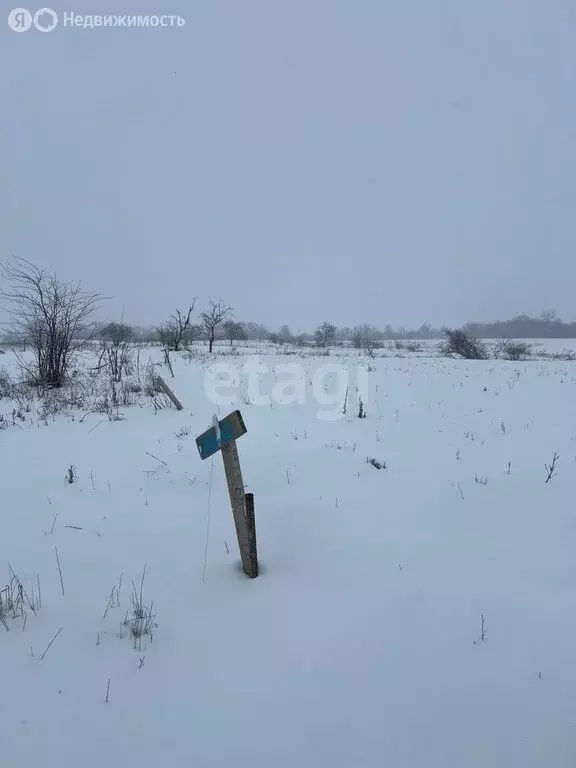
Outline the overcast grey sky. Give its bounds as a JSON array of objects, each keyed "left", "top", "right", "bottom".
[{"left": 2, "top": 1, "right": 575, "bottom": 331}]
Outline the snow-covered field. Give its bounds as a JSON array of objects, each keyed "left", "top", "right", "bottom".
[{"left": 2, "top": 342, "right": 576, "bottom": 767}]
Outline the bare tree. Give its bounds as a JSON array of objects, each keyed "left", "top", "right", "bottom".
[
  {"left": 278, "top": 325, "right": 293, "bottom": 345},
  {"left": 158, "top": 302, "right": 196, "bottom": 352},
  {"left": 314, "top": 321, "right": 337, "bottom": 348},
  {"left": 0, "top": 258, "right": 101, "bottom": 387},
  {"left": 201, "top": 300, "right": 232, "bottom": 353},
  {"left": 223, "top": 320, "right": 246, "bottom": 347},
  {"left": 99, "top": 322, "right": 133, "bottom": 382}
]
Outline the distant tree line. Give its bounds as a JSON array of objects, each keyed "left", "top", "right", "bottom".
[
  {"left": 463, "top": 310, "right": 576, "bottom": 339},
  {"left": 4, "top": 309, "right": 576, "bottom": 353},
  {"left": 263, "top": 311, "right": 576, "bottom": 345},
  {"left": 1, "top": 254, "right": 575, "bottom": 391}
]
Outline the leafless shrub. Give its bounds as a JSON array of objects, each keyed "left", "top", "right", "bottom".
[
  {"left": 538, "top": 349, "right": 576, "bottom": 362},
  {"left": 404, "top": 341, "right": 423, "bottom": 353},
  {"left": 1, "top": 257, "right": 101, "bottom": 387},
  {"left": 92, "top": 380, "right": 126, "bottom": 421},
  {"left": 123, "top": 380, "right": 142, "bottom": 394},
  {"left": 141, "top": 367, "right": 170, "bottom": 411},
  {"left": 143, "top": 363, "right": 162, "bottom": 397},
  {"left": 11, "top": 382, "right": 35, "bottom": 412},
  {"left": 496, "top": 340, "right": 532, "bottom": 361},
  {"left": 440, "top": 328, "right": 488, "bottom": 360},
  {"left": 99, "top": 323, "right": 133, "bottom": 382},
  {"left": 37, "top": 387, "right": 83, "bottom": 422},
  {"left": 115, "top": 380, "right": 139, "bottom": 407}
]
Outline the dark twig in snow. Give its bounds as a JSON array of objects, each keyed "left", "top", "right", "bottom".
[
  {"left": 88, "top": 419, "right": 107, "bottom": 434},
  {"left": 55, "top": 547, "right": 65, "bottom": 596},
  {"left": 40, "top": 626, "right": 63, "bottom": 660},
  {"left": 144, "top": 451, "right": 167, "bottom": 466},
  {"left": 545, "top": 452, "right": 559, "bottom": 483}
]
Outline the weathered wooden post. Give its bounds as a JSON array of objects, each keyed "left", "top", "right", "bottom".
[
  {"left": 195, "top": 410, "right": 258, "bottom": 578},
  {"left": 244, "top": 492, "right": 258, "bottom": 578},
  {"left": 155, "top": 375, "right": 183, "bottom": 410}
]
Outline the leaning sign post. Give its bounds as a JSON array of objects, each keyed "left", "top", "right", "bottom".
[{"left": 196, "top": 410, "right": 258, "bottom": 578}]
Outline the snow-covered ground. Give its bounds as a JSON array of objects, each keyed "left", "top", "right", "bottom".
[{"left": 2, "top": 343, "right": 576, "bottom": 767}]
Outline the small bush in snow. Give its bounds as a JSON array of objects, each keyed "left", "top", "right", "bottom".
[
  {"left": 0, "top": 565, "right": 41, "bottom": 632},
  {"left": 143, "top": 363, "right": 162, "bottom": 397},
  {"left": 440, "top": 328, "right": 488, "bottom": 360},
  {"left": 404, "top": 341, "right": 423, "bottom": 353},
  {"left": 99, "top": 323, "right": 134, "bottom": 382},
  {"left": 539, "top": 350, "right": 576, "bottom": 362},
  {"left": 123, "top": 567, "right": 157, "bottom": 650},
  {"left": 496, "top": 340, "right": 532, "bottom": 361}
]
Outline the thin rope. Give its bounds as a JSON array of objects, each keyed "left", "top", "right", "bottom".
[{"left": 201, "top": 454, "right": 216, "bottom": 583}]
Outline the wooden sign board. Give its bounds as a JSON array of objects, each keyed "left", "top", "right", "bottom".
[
  {"left": 196, "top": 410, "right": 247, "bottom": 460},
  {"left": 195, "top": 409, "right": 258, "bottom": 578}
]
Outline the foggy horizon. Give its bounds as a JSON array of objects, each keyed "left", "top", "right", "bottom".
[{"left": 2, "top": 1, "right": 575, "bottom": 331}]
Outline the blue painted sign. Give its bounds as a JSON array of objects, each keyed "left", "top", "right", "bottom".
[{"left": 196, "top": 410, "right": 247, "bottom": 460}]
